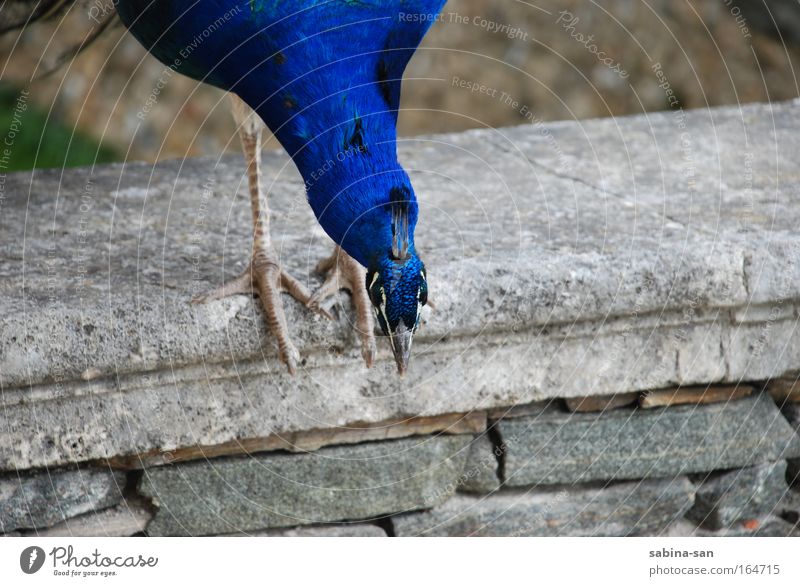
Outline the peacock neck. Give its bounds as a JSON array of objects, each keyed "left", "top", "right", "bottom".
[
  {"left": 239, "top": 82, "right": 413, "bottom": 268},
  {"left": 298, "top": 133, "right": 414, "bottom": 268}
]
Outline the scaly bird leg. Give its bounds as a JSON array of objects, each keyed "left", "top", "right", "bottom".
[
  {"left": 307, "top": 246, "right": 377, "bottom": 368},
  {"left": 193, "top": 94, "right": 323, "bottom": 375}
]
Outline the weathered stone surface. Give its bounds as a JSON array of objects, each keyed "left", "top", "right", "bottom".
[
  {"left": 139, "top": 435, "right": 471, "bottom": 536},
  {"left": 393, "top": 477, "right": 695, "bottom": 536},
  {"left": 234, "top": 524, "right": 386, "bottom": 537},
  {"left": 459, "top": 434, "right": 501, "bottom": 494},
  {"left": 639, "top": 385, "right": 752, "bottom": 409},
  {"left": 19, "top": 498, "right": 152, "bottom": 537},
  {"left": 565, "top": 393, "right": 638, "bottom": 413},
  {"left": 2, "top": 102, "right": 800, "bottom": 471},
  {"left": 687, "top": 461, "right": 789, "bottom": 529},
  {"left": 107, "top": 411, "right": 486, "bottom": 469},
  {"left": 0, "top": 468, "right": 126, "bottom": 533},
  {"left": 500, "top": 393, "right": 800, "bottom": 487}
]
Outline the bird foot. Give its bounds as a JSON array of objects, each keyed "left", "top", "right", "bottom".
[
  {"left": 307, "top": 246, "right": 377, "bottom": 368},
  {"left": 192, "top": 249, "right": 328, "bottom": 375}
]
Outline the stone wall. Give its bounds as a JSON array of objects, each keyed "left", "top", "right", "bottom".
[
  {"left": 2, "top": 384, "right": 799, "bottom": 537},
  {"left": 1, "top": 102, "right": 800, "bottom": 536}
]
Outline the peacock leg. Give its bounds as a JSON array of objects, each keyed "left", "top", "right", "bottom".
[
  {"left": 192, "top": 94, "right": 323, "bottom": 375},
  {"left": 307, "top": 246, "right": 377, "bottom": 368}
]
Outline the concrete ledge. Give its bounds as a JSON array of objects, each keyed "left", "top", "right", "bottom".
[{"left": 1, "top": 102, "right": 800, "bottom": 471}]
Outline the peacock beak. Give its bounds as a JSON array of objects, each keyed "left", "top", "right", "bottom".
[{"left": 388, "top": 322, "right": 413, "bottom": 376}]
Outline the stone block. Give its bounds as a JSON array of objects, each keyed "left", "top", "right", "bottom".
[
  {"left": 0, "top": 468, "right": 126, "bottom": 533},
  {"left": 139, "top": 435, "right": 471, "bottom": 536},
  {"left": 19, "top": 498, "right": 152, "bottom": 537},
  {"left": 499, "top": 393, "right": 800, "bottom": 487},
  {"left": 687, "top": 461, "right": 789, "bottom": 529},
  {"left": 459, "top": 434, "right": 501, "bottom": 494},
  {"left": 393, "top": 477, "right": 695, "bottom": 536}
]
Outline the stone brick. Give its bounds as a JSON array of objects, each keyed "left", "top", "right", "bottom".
[
  {"left": 688, "top": 461, "right": 789, "bottom": 529},
  {"left": 459, "top": 434, "right": 501, "bottom": 494},
  {"left": 140, "top": 435, "right": 471, "bottom": 536},
  {"left": 0, "top": 468, "right": 126, "bottom": 533},
  {"left": 393, "top": 477, "right": 695, "bottom": 536},
  {"left": 500, "top": 393, "right": 800, "bottom": 487}
]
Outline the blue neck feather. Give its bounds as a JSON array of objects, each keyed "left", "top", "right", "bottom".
[
  {"left": 117, "top": 0, "right": 446, "bottom": 266},
  {"left": 231, "top": 6, "right": 424, "bottom": 268}
]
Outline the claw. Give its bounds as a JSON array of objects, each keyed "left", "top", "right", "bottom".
[
  {"left": 192, "top": 254, "right": 314, "bottom": 375},
  {"left": 309, "top": 302, "right": 334, "bottom": 321},
  {"left": 281, "top": 343, "right": 300, "bottom": 376},
  {"left": 191, "top": 270, "right": 253, "bottom": 304},
  {"left": 305, "top": 294, "right": 335, "bottom": 320},
  {"left": 311, "top": 246, "right": 376, "bottom": 368},
  {"left": 362, "top": 338, "right": 377, "bottom": 369}
]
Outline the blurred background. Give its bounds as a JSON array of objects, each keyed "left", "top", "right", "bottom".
[{"left": 1, "top": 0, "right": 799, "bottom": 170}]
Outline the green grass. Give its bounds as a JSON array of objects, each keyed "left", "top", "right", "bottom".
[{"left": 0, "top": 83, "right": 119, "bottom": 171}]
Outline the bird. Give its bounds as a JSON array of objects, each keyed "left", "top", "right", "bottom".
[{"left": 4, "top": 0, "right": 444, "bottom": 375}]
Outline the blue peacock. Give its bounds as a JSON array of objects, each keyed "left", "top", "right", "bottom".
[{"left": 5, "top": 0, "right": 446, "bottom": 374}]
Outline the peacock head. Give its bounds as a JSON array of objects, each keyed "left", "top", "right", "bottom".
[{"left": 366, "top": 251, "right": 428, "bottom": 375}]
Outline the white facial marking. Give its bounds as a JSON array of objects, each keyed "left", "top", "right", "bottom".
[{"left": 377, "top": 286, "right": 394, "bottom": 343}]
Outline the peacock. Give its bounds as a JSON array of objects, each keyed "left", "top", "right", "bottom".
[{"left": 3, "top": 0, "right": 445, "bottom": 375}]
